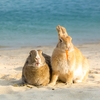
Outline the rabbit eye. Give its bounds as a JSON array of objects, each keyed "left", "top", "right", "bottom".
[{"left": 59, "top": 39, "right": 63, "bottom": 42}]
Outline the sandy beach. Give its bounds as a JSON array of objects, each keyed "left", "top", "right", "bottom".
[{"left": 0, "top": 43, "right": 100, "bottom": 100}]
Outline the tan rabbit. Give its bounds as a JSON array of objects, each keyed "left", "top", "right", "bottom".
[
  {"left": 49, "top": 25, "right": 89, "bottom": 86},
  {"left": 22, "top": 50, "right": 51, "bottom": 86}
]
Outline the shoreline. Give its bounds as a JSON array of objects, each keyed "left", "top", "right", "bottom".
[{"left": 0, "top": 40, "right": 100, "bottom": 50}]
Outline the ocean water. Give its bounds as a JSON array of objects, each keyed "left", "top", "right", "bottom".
[{"left": 0, "top": 0, "right": 100, "bottom": 48}]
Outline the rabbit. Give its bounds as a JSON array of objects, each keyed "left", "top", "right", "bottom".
[
  {"left": 22, "top": 50, "right": 51, "bottom": 86},
  {"left": 49, "top": 25, "right": 89, "bottom": 86}
]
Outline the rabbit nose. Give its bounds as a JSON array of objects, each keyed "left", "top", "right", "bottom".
[{"left": 35, "top": 58, "right": 40, "bottom": 61}]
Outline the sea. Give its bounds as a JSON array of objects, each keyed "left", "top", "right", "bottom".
[{"left": 0, "top": 0, "right": 100, "bottom": 48}]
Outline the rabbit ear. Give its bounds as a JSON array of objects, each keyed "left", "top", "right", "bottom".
[
  {"left": 67, "top": 36, "right": 72, "bottom": 41},
  {"left": 37, "top": 50, "right": 42, "bottom": 54},
  {"left": 30, "top": 50, "right": 36, "bottom": 55},
  {"left": 30, "top": 50, "right": 33, "bottom": 55},
  {"left": 56, "top": 25, "right": 68, "bottom": 38}
]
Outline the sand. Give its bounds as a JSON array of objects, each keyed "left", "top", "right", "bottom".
[{"left": 0, "top": 43, "right": 100, "bottom": 100}]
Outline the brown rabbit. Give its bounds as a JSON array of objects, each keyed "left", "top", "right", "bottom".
[
  {"left": 22, "top": 50, "right": 51, "bottom": 86},
  {"left": 49, "top": 25, "right": 89, "bottom": 86}
]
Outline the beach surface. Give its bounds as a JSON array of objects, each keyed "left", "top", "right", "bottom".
[{"left": 0, "top": 43, "right": 100, "bottom": 100}]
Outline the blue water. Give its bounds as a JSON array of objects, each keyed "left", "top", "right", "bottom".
[{"left": 0, "top": 0, "right": 100, "bottom": 48}]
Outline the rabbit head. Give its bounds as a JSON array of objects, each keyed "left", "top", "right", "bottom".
[
  {"left": 29, "top": 50, "right": 45, "bottom": 68},
  {"left": 56, "top": 25, "right": 72, "bottom": 50},
  {"left": 57, "top": 35, "right": 74, "bottom": 51}
]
